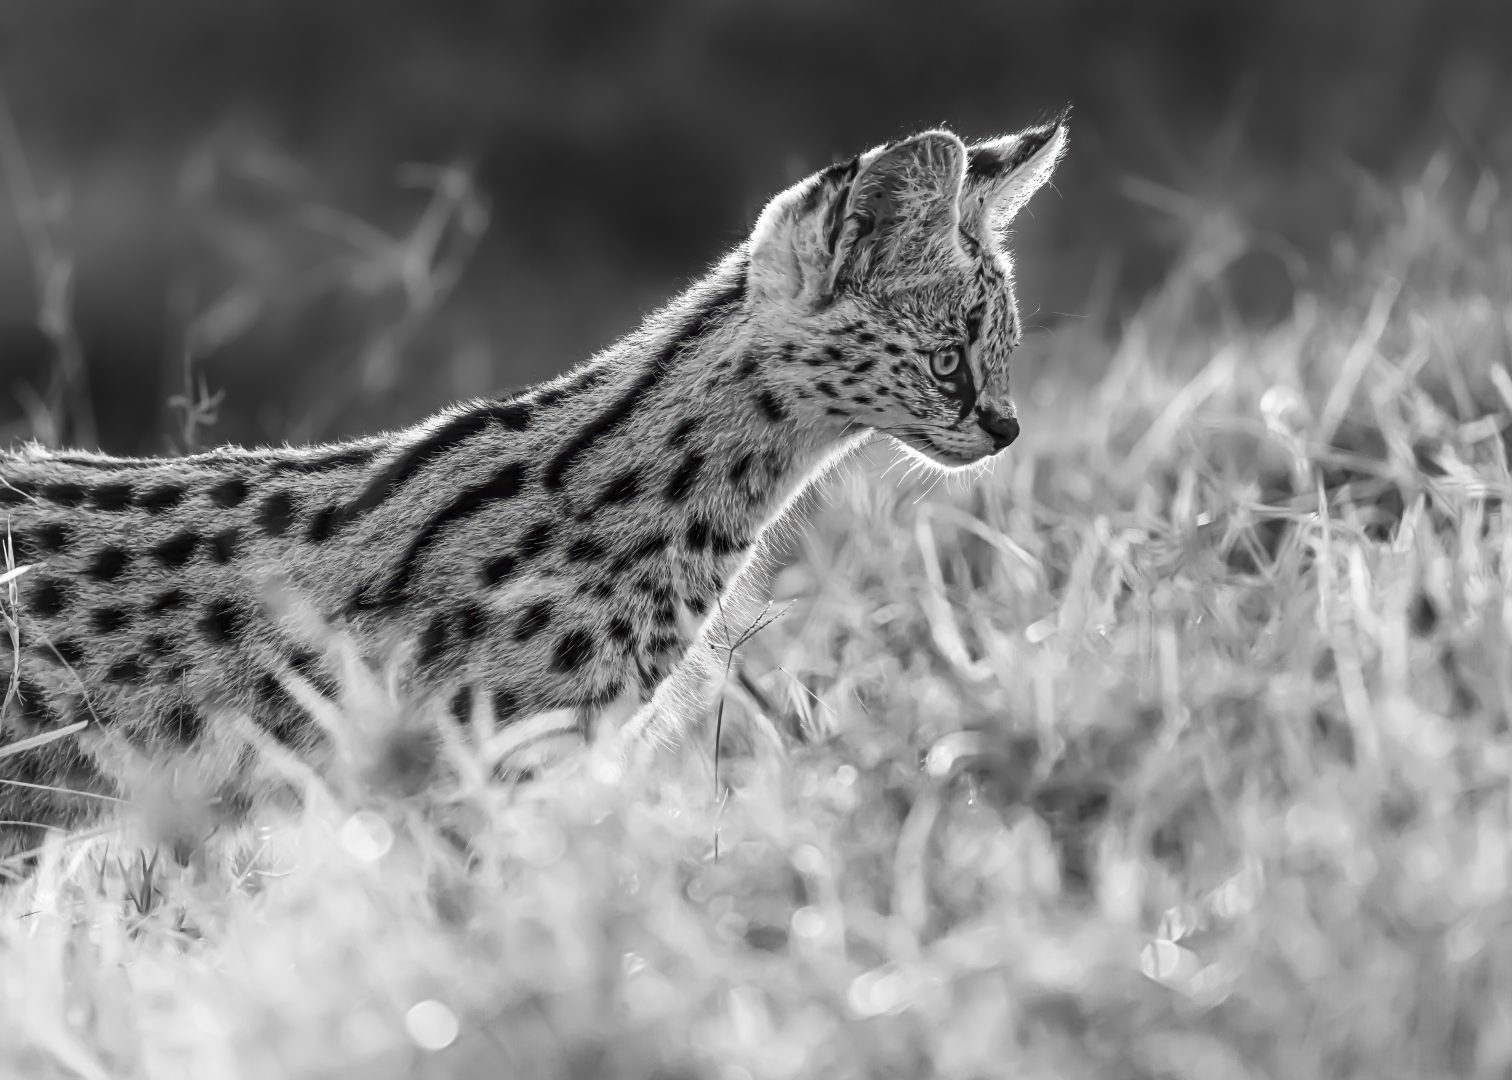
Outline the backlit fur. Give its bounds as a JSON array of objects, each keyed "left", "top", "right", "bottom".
[{"left": 0, "top": 120, "right": 1067, "bottom": 863}]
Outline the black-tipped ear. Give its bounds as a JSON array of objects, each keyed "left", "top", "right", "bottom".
[
  {"left": 961, "top": 119, "right": 1069, "bottom": 236},
  {"left": 748, "top": 130, "right": 966, "bottom": 306}
]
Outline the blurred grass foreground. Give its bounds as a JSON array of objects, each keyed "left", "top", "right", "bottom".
[{"left": 2, "top": 150, "right": 1511, "bottom": 1077}]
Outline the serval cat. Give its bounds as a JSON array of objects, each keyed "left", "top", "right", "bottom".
[{"left": 0, "top": 119, "right": 1068, "bottom": 869}]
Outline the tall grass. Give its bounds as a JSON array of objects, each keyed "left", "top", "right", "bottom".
[{"left": 2, "top": 150, "right": 1511, "bottom": 1078}]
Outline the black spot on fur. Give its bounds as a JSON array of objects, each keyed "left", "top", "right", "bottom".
[
  {"left": 137, "top": 484, "right": 186, "bottom": 513},
  {"left": 647, "top": 633, "right": 680, "bottom": 656},
  {"left": 544, "top": 269, "right": 746, "bottom": 489},
  {"left": 200, "top": 529, "right": 238, "bottom": 567},
  {"left": 449, "top": 686, "right": 473, "bottom": 722},
  {"left": 852, "top": 394, "right": 873, "bottom": 406},
  {"left": 29, "top": 578, "right": 67, "bottom": 617},
  {"left": 50, "top": 639, "right": 85, "bottom": 667},
  {"left": 91, "top": 606, "right": 131, "bottom": 635},
  {"left": 147, "top": 589, "right": 187, "bottom": 615},
  {"left": 608, "top": 615, "right": 634, "bottom": 642},
  {"left": 345, "top": 399, "right": 532, "bottom": 521},
  {"left": 0, "top": 479, "right": 34, "bottom": 505},
  {"left": 305, "top": 505, "right": 341, "bottom": 544},
  {"left": 89, "top": 482, "right": 134, "bottom": 511},
  {"left": 40, "top": 481, "right": 86, "bottom": 507},
  {"left": 208, "top": 477, "right": 249, "bottom": 509},
  {"left": 566, "top": 536, "right": 606, "bottom": 562},
  {"left": 685, "top": 519, "right": 710, "bottom": 551},
  {"left": 550, "top": 628, "right": 595, "bottom": 673},
  {"left": 755, "top": 390, "right": 787, "bottom": 423},
  {"left": 490, "top": 687, "right": 519, "bottom": 721},
  {"left": 733, "top": 356, "right": 759, "bottom": 381},
  {"left": 74, "top": 545, "right": 128, "bottom": 582},
  {"left": 457, "top": 602, "right": 488, "bottom": 641},
  {"left": 142, "top": 633, "right": 173, "bottom": 657},
  {"left": 286, "top": 651, "right": 335, "bottom": 700},
  {"left": 610, "top": 532, "right": 669, "bottom": 573},
  {"left": 729, "top": 453, "right": 753, "bottom": 486},
  {"left": 666, "top": 417, "right": 703, "bottom": 449},
  {"left": 418, "top": 613, "right": 449, "bottom": 667},
  {"left": 816, "top": 381, "right": 838, "bottom": 398},
  {"left": 513, "top": 599, "right": 553, "bottom": 641},
  {"left": 27, "top": 521, "right": 70, "bottom": 554},
  {"left": 255, "top": 672, "right": 289, "bottom": 710},
  {"left": 664, "top": 453, "right": 704, "bottom": 503},
  {"left": 687, "top": 592, "right": 710, "bottom": 616},
  {"left": 257, "top": 491, "right": 297, "bottom": 537},
  {"left": 152, "top": 531, "right": 200, "bottom": 568},
  {"left": 596, "top": 468, "right": 642, "bottom": 508},
  {"left": 254, "top": 705, "right": 303, "bottom": 748},
  {"left": 164, "top": 702, "right": 204, "bottom": 745},
  {"left": 711, "top": 531, "right": 748, "bottom": 557},
  {"left": 518, "top": 520, "right": 553, "bottom": 560},
  {"left": 105, "top": 657, "right": 148, "bottom": 683},
  {"left": 851, "top": 357, "right": 876, "bottom": 374},
  {"left": 199, "top": 599, "right": 246, "bottom": 643},
  {"left": 482, "top": 554, "right": 519, "bottom": 586},
  {"left": 884, "top": 342, "right": 903, "bottom": 356},
  {"left": 824, "top": 345, "right": 844, "bottom": 362}
]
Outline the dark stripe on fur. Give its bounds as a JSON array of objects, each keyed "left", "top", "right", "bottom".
[
  {"left": 543, "top": 265, "right": 748, "bottom": 491},
  {"left": 365, "top": 461, "right": 529, "bottom": 606},
  {"left": 267, "top": 444, "right": 379, "bottom": 474},
  {"left": 343, "top": 400, "right": 530, "bottom": 523},
  {"left": 531, "top": 364, "right": 608, "bottom": 409}
]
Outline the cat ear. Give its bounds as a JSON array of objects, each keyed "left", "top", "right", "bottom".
[
  {"left": 960, "top": 119, "right": 1068, "bottom": 236},
  {"left": 826, "top": 130, "right": 966, "bottom": 292},
  {"left": 748, "top": 130, "right": 966, "bottom": 305}
]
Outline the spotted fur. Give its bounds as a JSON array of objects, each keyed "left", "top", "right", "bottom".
[{"left": 0, "top": 120, "right": 1067, "bottom": 862}]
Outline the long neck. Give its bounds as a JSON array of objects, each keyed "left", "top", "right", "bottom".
[
  {"left": 552, "top": 260, "right": 855, "bottom": 529},
  {"left": 343, "top": 252, "right": 865, "bottom": 664}
]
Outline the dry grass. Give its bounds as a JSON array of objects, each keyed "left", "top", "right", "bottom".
[{"left": 3, "top": 151, "right": 1511, "bottom": 1079}]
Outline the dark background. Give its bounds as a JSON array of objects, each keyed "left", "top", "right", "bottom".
[{"left": 0, "top": 0, "right": 1507, "bottom": 453}]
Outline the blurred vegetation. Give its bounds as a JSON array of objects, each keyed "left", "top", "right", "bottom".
[{"left": 0, "top": 0, "right": 1508, "bottom": 451}]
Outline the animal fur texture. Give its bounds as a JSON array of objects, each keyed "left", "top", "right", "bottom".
[{"left": 0, "top": 119, "right": 1068, "bottom": 866}]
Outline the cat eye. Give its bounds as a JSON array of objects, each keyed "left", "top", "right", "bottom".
[{"left": 930, "top": 346, "right": 965, "bottom": 381}]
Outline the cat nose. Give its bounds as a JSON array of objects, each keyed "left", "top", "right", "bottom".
[{"left": 976, "top": 407, "right": 1020, "bottom": 450}]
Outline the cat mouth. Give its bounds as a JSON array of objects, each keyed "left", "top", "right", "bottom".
[{"left": 894, "top": 433, "right": 1001, "bottom": 471}]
